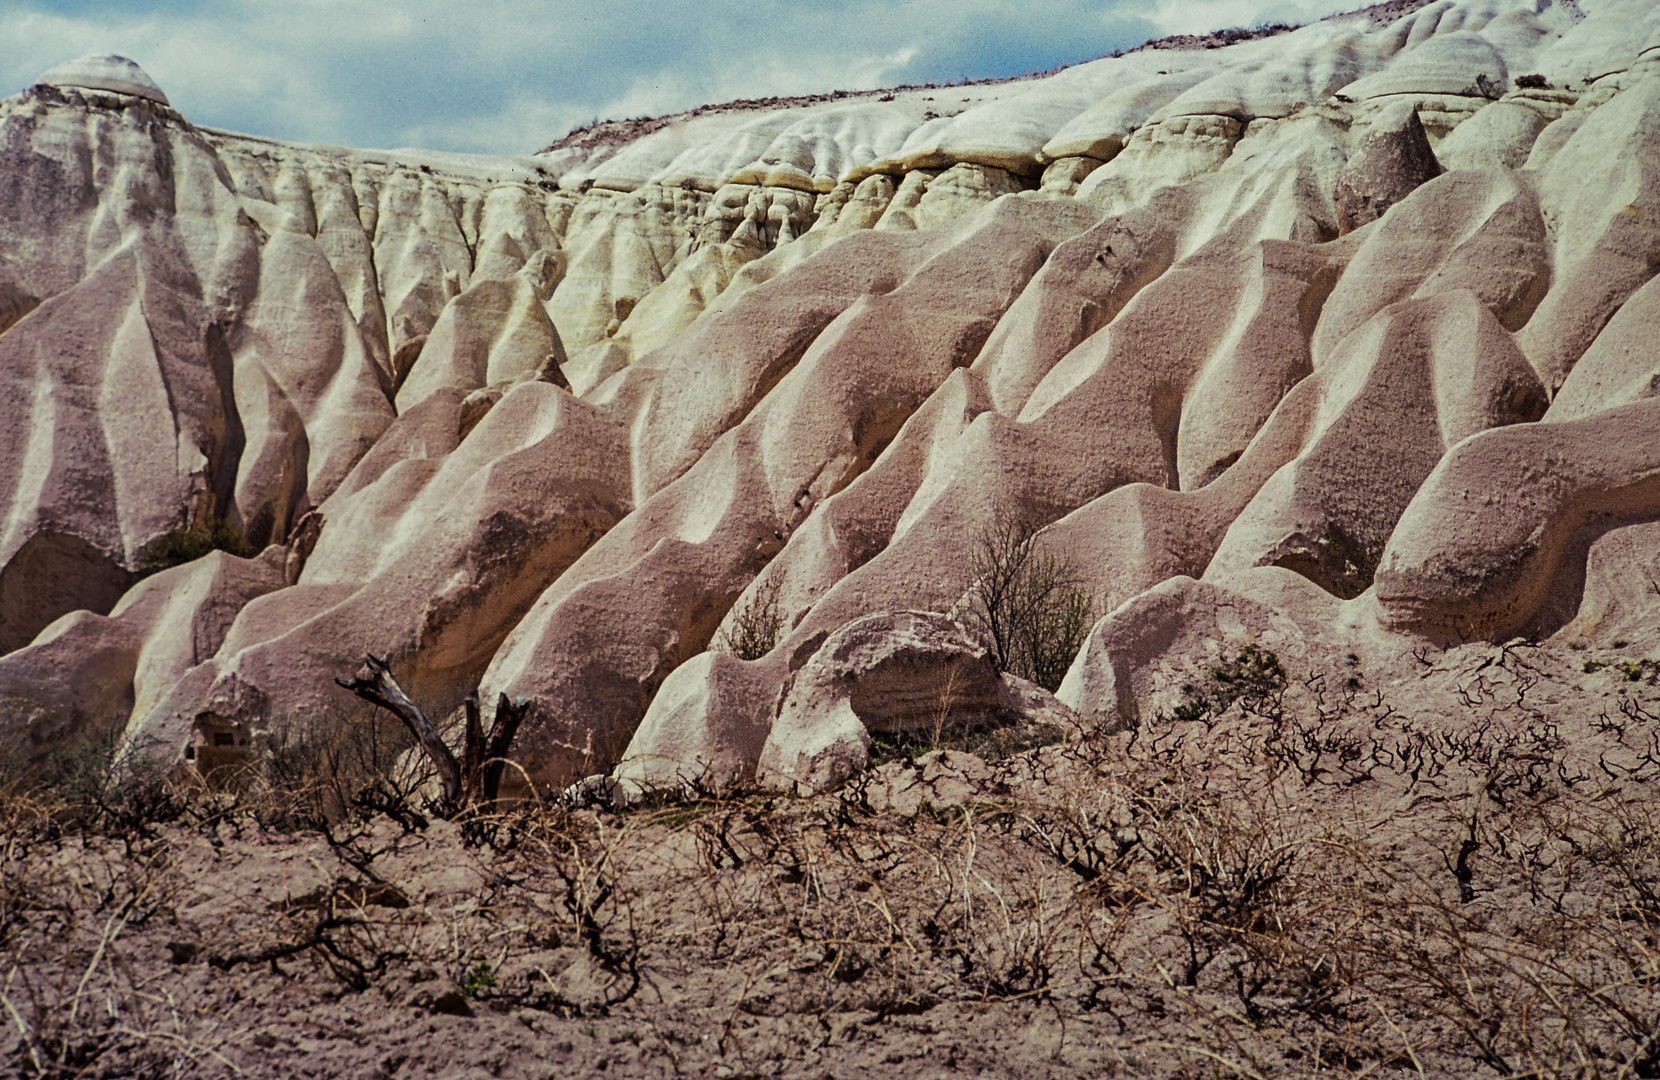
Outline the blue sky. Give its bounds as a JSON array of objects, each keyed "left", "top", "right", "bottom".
[{"left": 1, "top": 0, "right": 1359, "bottom": 155}]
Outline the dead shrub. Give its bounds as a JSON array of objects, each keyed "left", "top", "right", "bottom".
[
  {"left": 256, "top": 707, "right": 430, "bottom": 829},
  {"left": 963, "top": 514, "right": 1094, "bottom": 691}
]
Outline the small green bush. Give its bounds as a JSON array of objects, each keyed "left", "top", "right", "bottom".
[
  {"left": 1169, "top": 696, "right": 1211, "bottom": 724},
  {"left": 1619, "top": 658, "right": 1658, "bottom": 684},
  {"left": 135, "top": 518, "right": 255, "bottom": 579},
  {"left": 718, "top": 575, "right": 785, "bottom": 661},
  {"left": 1162, "top": 642, "right": 1288, "bottom": 725},
  {"left": 1211, "top": 640, "right": 1287, "bottom": 711},
  {"left": 461, "top": 962, "right": 497, "bottom": 998},
  {"left": 868, "top": 718, "right": 1068, "bottom": 766}
]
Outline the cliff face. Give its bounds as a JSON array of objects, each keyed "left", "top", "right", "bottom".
[{"left": 3, "top": 0, "right": 1660, "bottom": 790}]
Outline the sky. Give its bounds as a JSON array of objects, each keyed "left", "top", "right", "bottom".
[{"left": 1, "top": 0, "right": 1360, "bottom": 156}]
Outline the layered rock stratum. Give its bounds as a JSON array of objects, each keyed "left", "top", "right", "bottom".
[{"left": 3, "top": 0, "right": 1660, "bottom": 795}]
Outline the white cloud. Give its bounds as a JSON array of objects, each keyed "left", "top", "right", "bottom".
[
  {"left": 1143, "top": 0, "right": 1358, "bottom": 35},
  {"left": 0, "top": 0, "right": 1361, "bottom": 155}
]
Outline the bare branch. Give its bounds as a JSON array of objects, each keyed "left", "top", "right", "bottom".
[{"left": 336, "top": 654, "right": 462, "bottom": 809}]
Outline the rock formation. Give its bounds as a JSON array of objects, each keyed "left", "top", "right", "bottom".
[{"left": 3, "top": 0, "right": 1660, "bottom": 793}]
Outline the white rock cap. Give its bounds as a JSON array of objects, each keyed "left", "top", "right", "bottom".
[{"left": 37, "top": 54, "right": 168, "bottom": 105}]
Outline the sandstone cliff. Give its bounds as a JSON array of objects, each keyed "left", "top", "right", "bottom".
[{"left": 3, "top": 0, "right": 1660, "bottom": 793}]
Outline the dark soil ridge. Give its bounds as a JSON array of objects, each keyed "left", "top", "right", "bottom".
[{"left": 538, "top": 0, "right": 1434, "bottom": 156}]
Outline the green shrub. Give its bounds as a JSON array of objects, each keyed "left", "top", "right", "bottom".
[
  {"left": 1169, "top": 695, "right": 1211, "bottom": 724},
  {"left": 718, "top": 575, "right": 785, "bottom": 661},
  {"left": 1619, "top": 658, "right": 1658, "bottom": 684},
  {"left": 868, "top": 718, "right": 1068, "bottom": 766},
  {"left": 1210, "top": 640, "right": 1287, "bottom": 711},
  {"left": 461, "top": 962, "right": 497, "bottom": 998},
  {"left": 135, "top": 518, "right": 255, "bottom": 579},
  {"left": 1162, "top": 642, "right": 1288, "bottom": 724}
]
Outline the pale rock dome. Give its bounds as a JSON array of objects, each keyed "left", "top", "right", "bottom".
[
  {"left": 1337, "top": 31, "right": 1509, "bottom": 100},
  {"left": 37, "top": 54, "right": 169, "bottom": 105}
]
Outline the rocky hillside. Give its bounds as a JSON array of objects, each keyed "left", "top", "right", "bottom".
[{"left": 2, "top": 0, "right": 1660, "bottom": 797}]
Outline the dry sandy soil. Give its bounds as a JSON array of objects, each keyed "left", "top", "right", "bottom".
[{"left": 7, "top": 636, "right": 1660, "bottom": 1079}]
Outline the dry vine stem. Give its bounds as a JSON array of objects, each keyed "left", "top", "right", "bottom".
[{"left": 335, "top": 654, "right": 527, "bottom": 815}]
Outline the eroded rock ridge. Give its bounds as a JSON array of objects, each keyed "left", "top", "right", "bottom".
[{"left": 3, "top": 1, "right": 1660, "bottom": 793}]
